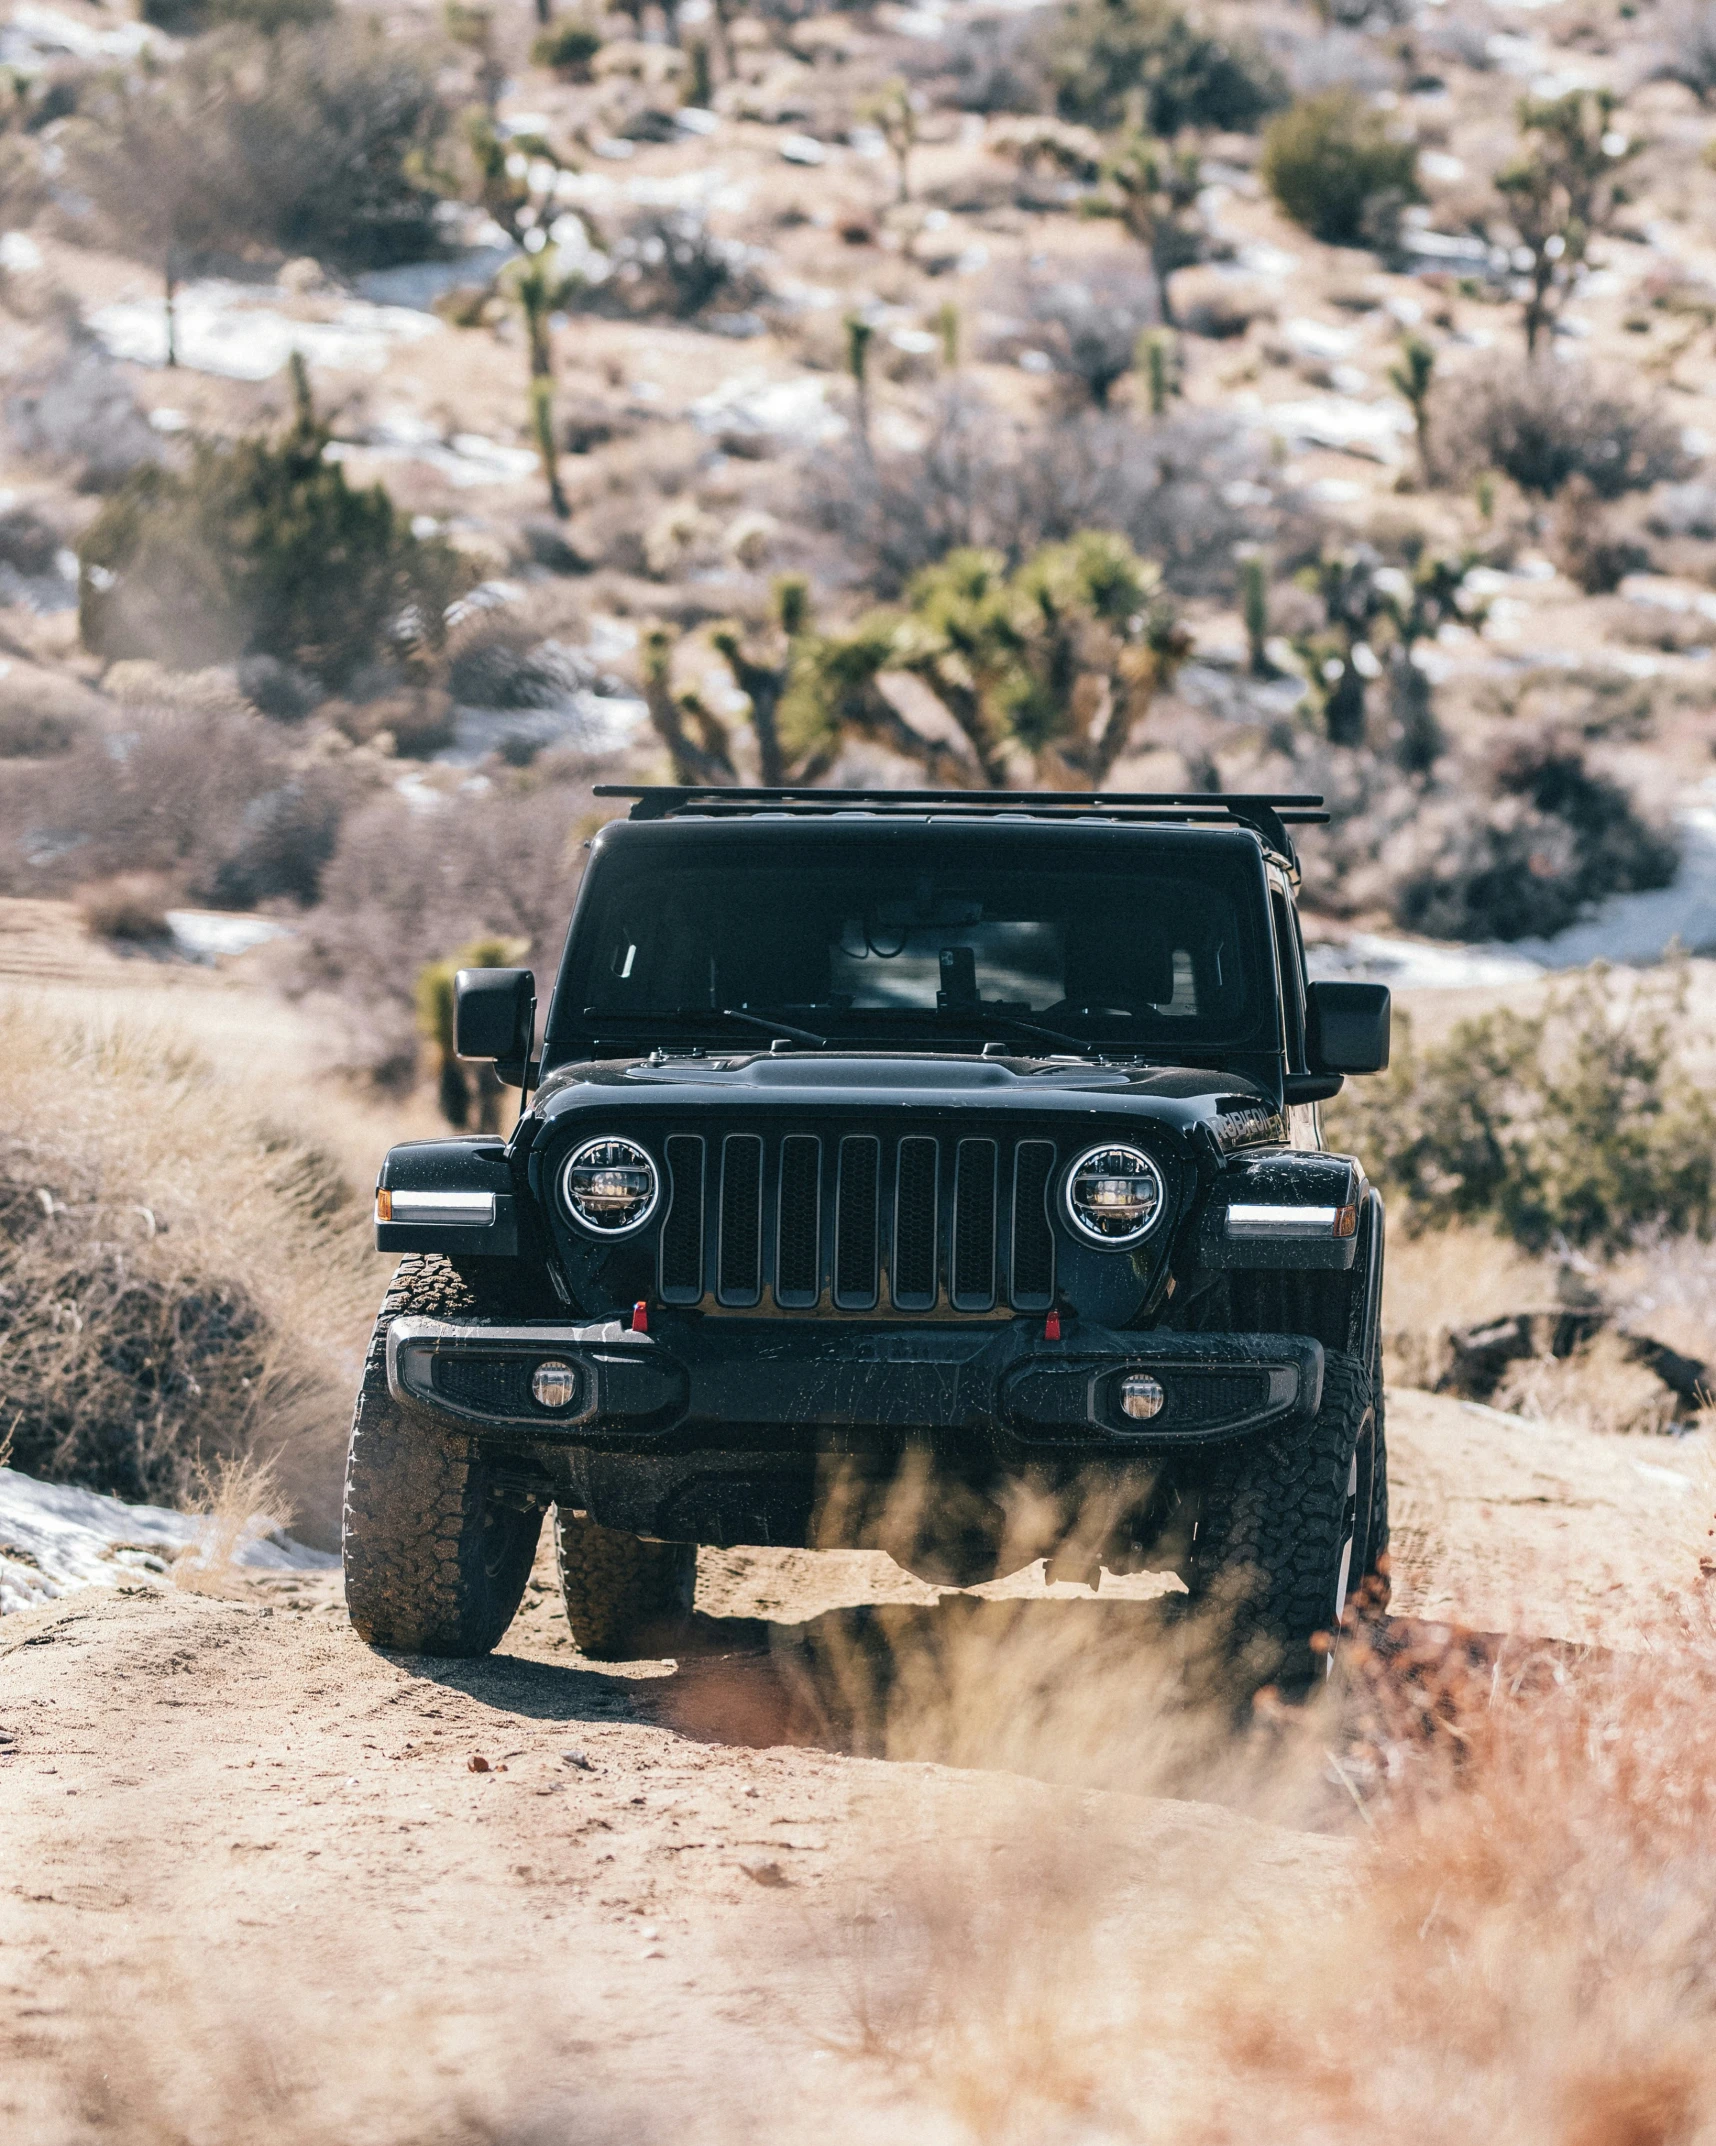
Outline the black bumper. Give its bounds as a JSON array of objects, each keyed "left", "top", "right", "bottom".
[{"left": 386, "top": 1314, "right": 1324, "bottom": 1454}]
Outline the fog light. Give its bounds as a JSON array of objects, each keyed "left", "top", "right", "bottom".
[
  {"left": 1119, "top": 1374, "right": 1165, "bottom": 1422},
  {"left": 532, "top": 1360, "right": 580, "bottom": 1411}
]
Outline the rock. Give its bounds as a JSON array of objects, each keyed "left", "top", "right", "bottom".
[
  {"left": 468, "top": 1754, "right": 491, "bottom": 1772},
  {"left": 738, "top": 1858, "right": 790, "bottom": 1886}
]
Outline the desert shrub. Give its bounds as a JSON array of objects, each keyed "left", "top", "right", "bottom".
[
  {"left": 4, "top": 339, "right": 159, "bottom": 491},
  {"left": 606, "top": 210, "right": 763, "bottom": 321},
  {"left": 201, "top": 773, "right": 348, "bottom": 908},
  {"left": 0, "top": 689, "right": 92, "bottom": 760},
  {"left": 1391, "top": 733, "right": 1679, "bottom": 942},
  {"left": 533, "top": 18, "right": 602, "bottom": 78},
  {"left": 288, "top": 775, "right": 604, "bottom": 1081},
  {"left": 1441, "top": 362, "right": 1693, "bottom": 501},
  {"left": 0, "top": 506, "right": 59, "bottom": 576},
  {"left": 78, "top": 366, "right": 469, "bottom": 689},
  {"left": 1012, "top": 264, "right": 1163, "bottom": 407},
  {"left": 801, "top": 386, "right": 1316, "bottom": 599},
  {"left": 0, "top": 1141, "right": 272, "bottom": 1504},
  {"left": 238, "top": 653, "right": 323, "bottom": 721},
  {"left": 939, "top": 13, "right": 1046, "bottom": 114},
  {"left": 1260, "top": 88, "right": 1420, "bottom": 247},
  {"left": 141, "top": 0, "right": 331, "bottom": 30},
  {"left": 1327, "top": 968, "right": 1716, "bottom": 1251},
  {"left": 79, "top": 874, "right": 174, "bottom": 945},
  {"left": 0, "top": 703, "right": 354, "bottom": 907},
  {"left": 225, "top": 22, "right": 454, "bottom": 271},
  {"left": 1045, "top": 0, "right": 1288, "bottom": 134},
  {"left": 1654, "top": 0, "right": 1716, "bottom": 103}
]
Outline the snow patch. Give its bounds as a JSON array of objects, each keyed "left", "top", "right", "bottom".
[
  {"left": 88, "top": 281, "right": 440, "bottom": 381},
  {"left": 0, "top": 1466, "right": 335, "bottom": 1616}
]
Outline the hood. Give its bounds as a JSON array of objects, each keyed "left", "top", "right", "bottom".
[{"left": 529, "top": 1051, "right": 1286, "bottom": 1150}]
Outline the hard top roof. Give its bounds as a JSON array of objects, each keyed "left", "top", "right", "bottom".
[{"left": 593, "top": 787, "right": 1327, "bottom": 879}]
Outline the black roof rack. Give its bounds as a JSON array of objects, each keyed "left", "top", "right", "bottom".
[{"left": 593, "top": 787, "right": 1329, "bottom": 877}]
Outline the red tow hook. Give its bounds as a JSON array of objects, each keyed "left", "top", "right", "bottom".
[
  {"left": 1043, "top": 1310, "right": 1062, "bottom": 1342},
  {"left": 631, "top": 1300, "right": 650, "bottom": 1334}
]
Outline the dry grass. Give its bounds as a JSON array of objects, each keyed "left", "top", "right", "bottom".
[
  {"left": 1382, "top": 1223, "right": 1553, "bottom": 1389},
  {"left": 1493, "top": 1326, "right": 1683, "bottom": 1439},
  {"left": 0, "top": 990, "right": 386, "bottom": 1541}
]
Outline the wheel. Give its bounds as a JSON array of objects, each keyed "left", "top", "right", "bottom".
[
  {"left": 1357, "top": 1356, "right": 1391, "bottom": 1610},
  {"left": 554, "top": 1511, "right": 697, "bottom": 1660},
  {"left": 1185, "top": 1347, "right": 1377, "bottom": 1693},
  {"left": 343, "top": 1255, "right": 544, "bottom": 1657}
]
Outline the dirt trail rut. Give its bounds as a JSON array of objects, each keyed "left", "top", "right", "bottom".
[{"left": 0, "top": 1394, "right": 1708, "bottom": 2142}]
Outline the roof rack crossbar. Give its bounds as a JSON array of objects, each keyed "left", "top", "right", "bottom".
[{"left": 593, "top": 786, "right": 1327, "bottom": 874}]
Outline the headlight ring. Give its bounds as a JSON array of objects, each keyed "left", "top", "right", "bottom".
[
  {"left": 1062, "top": 1143, "right": 1165, "bottom": 1249},
  {"left": 559, "top": 1137, "right": 661, "bottom": 1238}
]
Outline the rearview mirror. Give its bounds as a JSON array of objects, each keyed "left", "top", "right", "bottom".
[
  {"left": 1305, "top": 981, "right": 1391, "bottom": 1076},
  {"left": 454, "top": 968, "right": 536, "bottom": 1085}
]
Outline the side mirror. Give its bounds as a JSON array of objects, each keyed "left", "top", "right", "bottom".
[
  {"left": 1305, "top": 981, "right": 1391, "bottom": 1076},
  {"left": 454, "top": 968, "right": 536, "bottom": 1086}
]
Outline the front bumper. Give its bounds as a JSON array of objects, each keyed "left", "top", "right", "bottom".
[{"left": 386, "top": 1314, "right": 1324, "bottom": 1453}]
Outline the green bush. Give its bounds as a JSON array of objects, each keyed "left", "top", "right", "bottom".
[
  {"left": 1326, "top": 968, "right": 1716, "bottom": 1253},
  {"left": 532, "top": 19, "right": 602, "bottom": 79},
  {"left": 1046, "top": 0, "right": 1287, "bottom": 135},
  {"left": 77, "top": 365, "right": 470, "bottom": 689},
  {"left": 1260, "top": 89, "right": 1420, "bottom": 248},
  {"left": 140, "top": 0, "right": 332, "bottom": 34}
]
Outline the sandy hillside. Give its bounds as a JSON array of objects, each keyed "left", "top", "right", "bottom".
[{"left": 0, "top": 1390, "right": 1707, "bottom": 2143}]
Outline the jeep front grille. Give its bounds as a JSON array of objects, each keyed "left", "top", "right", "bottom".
[{"left": 657, "top": 1130, "right": 1059, "bottom": 1315}]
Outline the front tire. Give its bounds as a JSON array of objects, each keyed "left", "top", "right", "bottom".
[
  {"left": 554, "top": 1512, "right": 697, "bottom": 1660},
  {"left": 1185, "top": 1348, "right": 1378, "bottom": 1692},
  {"left": 343, "top": 1257, "right": 544, "bottom": 1657}
]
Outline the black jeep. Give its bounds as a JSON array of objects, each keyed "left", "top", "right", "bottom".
[{"left": 343, "top": 787, "right": 1391, "bottom": 1685}]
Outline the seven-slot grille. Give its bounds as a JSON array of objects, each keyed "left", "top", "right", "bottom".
[{"left": 654, "top": 1132, "right": 1060, "bottom": 1314}]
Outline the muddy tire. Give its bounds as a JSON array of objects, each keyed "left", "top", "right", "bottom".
[
  {"left": 343, "top": 1256, "right": 544, "bottom": 1658},
  {"left": 554, "top": 1512, "right": 697, "bottom": 1660},
  {"left": 1186, "top": 1347, "right": 1377, "bottom": 1692}
]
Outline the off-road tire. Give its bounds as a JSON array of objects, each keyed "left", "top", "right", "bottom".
[
  {"left": 343, "top": 1255, "right": 544, "bottom": 1657},
  {"left": 1186, "top": 1347, "right": 1377, "bottom": 1691},
  {"left": 554, "top": 1512, "right": 697, "bottom": 1660}
]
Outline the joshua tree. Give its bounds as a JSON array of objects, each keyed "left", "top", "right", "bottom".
[
  {"left": 1240, "top": 553, "right": 1271, "bottom": 676},
  {"left": 418, "top": 935, "right": 529, "bottom": 1128},
  {"left": 1496, "top": 89, "right": 1637, "bottom": 358},
  {"left": 844, "top": 313, "right": 875, "bottom": 451},
  {"left": 1136, "top": 327, "right": 1175, "bottom": 415},
  {"left": 638, "top": 587, "right": 837, "bottom": 785},
  {"left": 1103, "top": 133, "right": 1204, "bottom": 327},
  {"left": 1387, "top": 333, "right": 1437, "bottom": 485},
  {"left": 504, "top": 255, "right": 584, "bottom": 519},
  {"left": 864, "top": 78, "right": 922, "bottom": 205},
  {"left": 709, "top": 578, "right": 822, "bottom": 787},
  {"left": 797, "top": 534, "right": 1191, "bottom": 789}
]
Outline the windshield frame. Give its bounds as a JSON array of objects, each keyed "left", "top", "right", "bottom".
[{"left": 543, "top": 819, "right": 1284, "bottom": 1075}]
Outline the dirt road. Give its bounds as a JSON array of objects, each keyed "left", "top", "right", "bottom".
[{"left": 1, "top": 1395, "right": 1708, "bottom": 2144}]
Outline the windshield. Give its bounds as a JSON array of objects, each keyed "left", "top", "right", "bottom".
[{"left": 553, "top": 830, "right": 1273, "bottom": 1058}]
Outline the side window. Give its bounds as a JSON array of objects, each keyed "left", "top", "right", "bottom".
[{"left": 1270, "top": 890, "right": 1306, "bottom": 1069}]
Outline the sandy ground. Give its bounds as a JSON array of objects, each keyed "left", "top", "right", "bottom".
[{"left": 0, "top": 1392, "right": 1708, "bottom": 2143}]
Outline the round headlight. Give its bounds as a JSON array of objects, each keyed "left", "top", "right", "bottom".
[
  {"left": 1063, "top": 1144, "right": 1165, "bottom": 1248},
  {"left": 560, "top": 1137, "right": 660, "bottom": 1237}
]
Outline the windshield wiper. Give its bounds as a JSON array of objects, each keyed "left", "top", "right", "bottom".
[
  {"left": 582, "top": 1007, "right": 829, "bottom": 1049},
  {"left": 938, "top": 1009, "right": 1103, "bottom": 1055}
]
